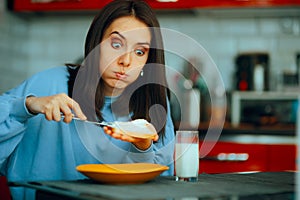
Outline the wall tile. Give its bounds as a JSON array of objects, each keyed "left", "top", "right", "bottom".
[
  {"left": 0, "top": 5, "right": 29, "bottom": 93},
  {"left": 237, "top": 36, "right": 275, "bottom": 52},
  {"left": 259, "top": 18, "right": 282, "bottom": 35},
  {"left": 217, "top": 18, "right": 257, "bottom": 36},
  {"left": 277, "top": 36, "right": 300, "bottom": 53}
]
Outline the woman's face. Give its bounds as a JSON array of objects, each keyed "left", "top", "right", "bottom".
[{"left": 100, "top": 16, "right": 151, "bottom": 96}]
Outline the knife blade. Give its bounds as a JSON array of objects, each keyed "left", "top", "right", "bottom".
[{"left": 60, "top": 114, "right": 115, "bottom": 127}]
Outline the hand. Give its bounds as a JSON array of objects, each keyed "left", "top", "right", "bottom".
[
  {"left": 25, "top": 93, "right": 87, "bottom": 123},
  {"left": 103, "top": 126, "right": 159, "bottom": 151}
]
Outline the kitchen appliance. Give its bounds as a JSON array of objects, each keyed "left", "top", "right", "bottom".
[
  {"left": 234, "top": 53, "right": 269, "bottom": 91},
  {"left": 280, "top": 53, "right": 300, "bottom": 91},
  {"left": 231, "top": 91, "right": 299, "bottom": 127}
]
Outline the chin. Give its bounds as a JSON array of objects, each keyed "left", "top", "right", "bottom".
[{"left": 112, "top": 84, "right": 126, "bottom": 92}]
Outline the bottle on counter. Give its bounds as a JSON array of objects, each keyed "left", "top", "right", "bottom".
[{"left": 253, "top": 64, "right": 265, "bottom": 92}]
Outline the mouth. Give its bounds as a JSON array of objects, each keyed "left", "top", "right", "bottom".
[{"left": 115, "top": 72, "right": 128, "bottom": 80}]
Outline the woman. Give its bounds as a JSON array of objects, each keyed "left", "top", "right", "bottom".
[{"left": 0, "top": 0, "right": 175, "bottom": 199}]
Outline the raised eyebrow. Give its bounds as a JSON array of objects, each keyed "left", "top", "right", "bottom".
[
  {"left": 110, "top": 31, "right": 125, "bottom": 40},
  {"left": 110, "top": 31, "right": 150, "bottom": 47},
  {"left": 137, "top": 42, "right": 150, "bottom": 47}
]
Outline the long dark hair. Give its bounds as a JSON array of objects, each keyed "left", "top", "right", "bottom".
[{"left": 68, "top": 0, "right": 169, "bottom": 137}]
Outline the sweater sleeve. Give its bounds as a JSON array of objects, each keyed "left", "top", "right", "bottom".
[
  {"left": 0, "top": 66, "right": 69, "bottom": 174},
  {"left": 0, "top": 90, "right": 35, "bottom": 172}
]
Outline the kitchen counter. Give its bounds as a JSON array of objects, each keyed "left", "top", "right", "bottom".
[{"left": 10, "top": 172, "right": 296, "bottom": 200}]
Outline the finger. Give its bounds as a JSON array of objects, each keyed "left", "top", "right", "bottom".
[
  {"left": 120, "top": 134, "right": 134, "bottom": 142},
  {"left": 110, "top": 129, "right": 129, "bottom": 141},
  {"left": 44, "top": 108, "right": 53, "bottom": 121},
  {"left": 52, "top": 106, "right": 63, "bottom": 122},
  {"left": 60, "top": 106, "right": 73, "bottom": 123},
  {"left": 113, "top": 128, "right": 122, "bottom": 135},
  {"left": 153, "top": 135, "right": 159, "bottom": 142},
  {"left": 42, "top": 95, "right": 60, "bottom": 121},
  {"left": 111, "top": 128, "right": 124, "bottom": 139},
  {"left": 103, "top": 126, "right": 114, "bottom": 133},
  {"left": 103, "top": 126, "right": 109, "bottom": 133},
  {"left": 67, "top": 98, "right": 87, "bottom": 120},
  {"left": 111, "top": 132, "right": 122, "bottom": 139},
  {"left": 103, "top": 127, "right": 113, "bottom": 135}
]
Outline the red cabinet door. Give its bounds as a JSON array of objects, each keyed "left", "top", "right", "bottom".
[
  {"left": 195, "top": 0, "right": 300, "bottom": 8},
  {"left": 199, "top": 142, "right": 268, "bottom": 174},
  {"left": 267, "top": 144, "right": 297, "bottom": 172},
  {"left": 199, "top": 141, "right": 296, "bottom": 174}
]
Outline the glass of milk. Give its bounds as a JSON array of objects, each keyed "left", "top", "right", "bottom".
[{"left": 175, "top": 130, "right": 199, "bottom": 182}]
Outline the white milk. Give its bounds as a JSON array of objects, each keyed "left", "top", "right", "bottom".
[{"left": 175, "top": 143, "right": 199, "bottom": 177}]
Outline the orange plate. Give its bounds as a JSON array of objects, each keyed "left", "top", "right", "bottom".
[{"left": 76, "top": 163, "right": 169, "bottom": 184}]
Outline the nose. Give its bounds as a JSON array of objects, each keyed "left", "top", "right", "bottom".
[{"left": 118, "top": 51, "right": 131, "bottom": 68}]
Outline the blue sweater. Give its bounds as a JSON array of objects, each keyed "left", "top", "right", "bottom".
[{"left": 0, "top": 66, "right": 175, "bottom": 200}]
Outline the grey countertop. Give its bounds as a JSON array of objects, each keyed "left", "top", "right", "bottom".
[{"left": 10, "top": 172, "right": 296, "bottom": 200}]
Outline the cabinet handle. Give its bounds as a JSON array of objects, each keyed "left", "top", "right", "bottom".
[{"left": 201, "top": 153, "right": 249, "bottom": 162}]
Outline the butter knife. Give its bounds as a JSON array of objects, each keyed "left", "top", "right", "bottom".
[{"left": 61, "top": 114, "right": 115, "bottom": 127}]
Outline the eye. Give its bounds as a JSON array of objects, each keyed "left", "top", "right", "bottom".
[
  {"left": 111, "top": 40, "right": 122, "bottom": 49},
  {"left": 135, "top": 49, "right": 145, "bottom": 56}
]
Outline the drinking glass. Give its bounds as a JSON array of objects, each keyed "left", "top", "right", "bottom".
[{"left": 175, "top": 130, "right": 199, "bottom": 182}]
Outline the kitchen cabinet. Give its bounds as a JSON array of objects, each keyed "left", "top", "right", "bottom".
[
  {"left": 10, "top": 0, "right": 111, "bottom": 12},
  {"left": 199, "top": 141, "right": 297, "bottom": 174},
  {"left": 267, "top": 144, "right": 297, "bottom": 171},
  {"left": 10, "top": 0, "right": 300, "bottom": 12}
]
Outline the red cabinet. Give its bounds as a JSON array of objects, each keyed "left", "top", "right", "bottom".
[
  {"left": 10, "top": 0, "right": 300, "bottom": 12},
  {"left": 149, "top": 0, "right": 299, "bottom": 9},
  {"left": 199, "top": 141, "right": 297, "bottom": 174},
  {"left": 267, "top": 144, "right": 297, "bottom": 172},
  {"left": 12, "top": 0, "right": 111, "bottom": 12}
]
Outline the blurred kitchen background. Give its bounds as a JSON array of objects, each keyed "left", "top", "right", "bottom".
[{"left": 0, "top": 0, "right": 299, "bottom": 173}]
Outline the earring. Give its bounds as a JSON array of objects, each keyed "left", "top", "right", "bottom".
[{"left": 140, "top": 70, "right": 144, "bottom": 77}]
